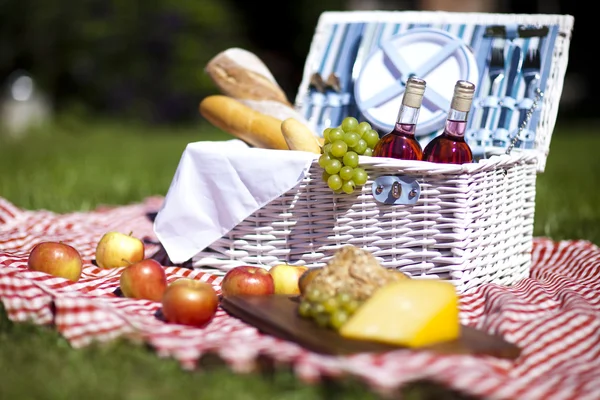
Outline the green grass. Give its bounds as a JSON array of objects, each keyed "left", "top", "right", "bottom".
[
  {"left": 0, "top": 119, "right": 220, "bottom": 213},
  {"left": 0, "top": 117, "right": 599, "bottom": 399},
  {"left": 0, "top": 304, "right": 402, "bottom": 400}
]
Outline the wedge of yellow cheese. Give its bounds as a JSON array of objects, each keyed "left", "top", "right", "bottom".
[{"left": 338, "top": 279, "right": 460, "bottom": 348}]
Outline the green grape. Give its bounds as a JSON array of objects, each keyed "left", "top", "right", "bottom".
[
  {"left": 342, "top": 151, "right": 359, "bottom": 168},
  {"left": 363, "top": 129, "right": 380, "bottom": 148},
  {"left": 336, "top": 292, "right": 352, "bottom": 305},
  {"left": 341, "top": 116, "right": 359, "bottom": 132},
  {"left": 322, "top": 143, "right": 332, "bottom": 155},
  {"left": 352, "top": 168, "right": 368, "bottom": 186},
  {"left": 330, "top": 309, "right": 350, "bottom": 330},
  {"left": 355, "top": 121, "right": 372, "bottom": 137},
  {"left": 330, "top": 140, "right": 348, "bottom": 158},
  {"left": 343, "top": 131, "right": 360, "bottom": 147},
  {"left": 322, "top": 127, "right": 333, "bottom": 144},
  {"left": 328, "top": 128, "right": 344, "bottom": 142},
  {"left": 314, "top": 313, "right": 330, "bottom": 328},
  {"left": 298, "top": 300, "right": 312, "bottom": 317},
  {"left": 327, "top": 174, "right": 343, "bottom": 191},
  {"left": 306, "top": 287, "right": 323, "bottom": 303},
  {"left": 343, "top": 299, "right": 362, "bottom": 314},
  {"left": 363, "top": 147, "right": 373, "bottom": 157},
  {"left": 311, "top": 302, "right": 326, "bottom": 316},
  {"left": 322, "top": 170, "right": 331, "bottom": 183},
  {"left": 318, "top": 153, "right": 331, "bottom": 168},
  {"left": 325, "top": 159, "right": 342, "bottom": 175},
  {"left": 339, "top": 166, "right": 354, "bottom": 181},
  {"left": 341, "top": 180, "right": 355, "bottom": 194},
  {"left": 322, "top": 297, "right": 339, "bottom": 313},
  {"left": 352, "top": 139, "right": 368, "bottom": 155}
]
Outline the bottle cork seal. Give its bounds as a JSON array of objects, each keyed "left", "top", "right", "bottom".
[
  {"left": 402, "top": 76, "right": 426, "bottom": 108},
  {"left": 451, "top": 80, "right": 476, "bottom": 112}
]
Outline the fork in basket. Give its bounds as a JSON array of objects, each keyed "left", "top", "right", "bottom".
[{"left": 476, "top": 44, "right": 505, "bottom": 144}]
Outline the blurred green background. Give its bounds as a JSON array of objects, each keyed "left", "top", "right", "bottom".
[
  {"left": 0, "top": 0, "right": 590, "bottom": 127},
  {"left": 0, "top": 0, "right": 348, "bottom": 125}
]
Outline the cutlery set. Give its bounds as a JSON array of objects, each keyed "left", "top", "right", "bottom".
[
  {"left": 300, "top": 20, "right": 554, "bottom": 157},
  {"left": 306, "top": 23, "right": 365, "bottom": 135},
  {"left": 467, "top": 25, "right": 547, "bottom": 158}
]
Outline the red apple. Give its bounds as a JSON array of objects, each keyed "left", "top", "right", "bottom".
[
  {"left": 28, "top": 241, "right": 83, "bottom": 282},
  {"left": 220, "top": 265, "right": 274, "bottom": 297},
  {"left": 119, "top": 259, "right": 167, "bottom": 302},
  {"left": 161, "top": 278, "right": 219, "bottom": 327},
  {"left": 95, "top": 231, "right": 144, "bottom": 269}
]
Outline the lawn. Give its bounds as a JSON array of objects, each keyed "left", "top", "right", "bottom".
[{"left": 1, "top": 117, "right": 599, "bottom": 399}]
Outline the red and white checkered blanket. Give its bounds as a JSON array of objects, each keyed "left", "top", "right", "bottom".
[{"left": 1, "top": 196, "right": 599, "bottom": 400}]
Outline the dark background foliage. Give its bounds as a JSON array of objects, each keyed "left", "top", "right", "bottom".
[{"left": 0, "top": 0, "right": 589, "bottom": 124}]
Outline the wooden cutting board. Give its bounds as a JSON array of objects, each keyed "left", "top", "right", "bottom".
[{"left": 220, "top": 295, "right": 521, "bottom": 360}]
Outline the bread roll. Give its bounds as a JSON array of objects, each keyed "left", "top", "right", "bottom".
[{"left": 281, "top": 118, "right": 322, "bottom": 154}]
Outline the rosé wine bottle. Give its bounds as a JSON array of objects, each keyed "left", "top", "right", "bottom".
[
  {"left": 423, "top": 80, "right": 475, "bottom": 165},
  {"left": 373, "top": 77, "right": 425, "bottom": 161}
]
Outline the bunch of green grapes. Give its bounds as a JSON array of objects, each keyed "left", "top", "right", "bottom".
[
  {"left": 319, "top": 117, "right": 380, "bottom": 194},
  {"left": 297, "top": 287, "right": 363, "bottom": 331}
]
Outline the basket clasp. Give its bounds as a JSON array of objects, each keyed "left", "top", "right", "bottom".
[{"left": 372, "top": 175, "right": 420, "bottom": 205}]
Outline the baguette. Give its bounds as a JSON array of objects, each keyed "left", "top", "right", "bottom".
[
  {"left": 280, "top": 118, "right": 322, "bottom": 154},
  {"left": 205, "top": 48, "right": 291, "bottom": 106},
  {"left": 240, "top": 99, "right": 311, "bottom": 126},
  {"left": 199, "top": 95, "right": 289, "bottom": 150}
]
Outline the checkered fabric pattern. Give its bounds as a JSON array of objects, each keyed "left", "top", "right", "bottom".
[{"left": 1, "top": 196, "right": 599, "bottom": 400}]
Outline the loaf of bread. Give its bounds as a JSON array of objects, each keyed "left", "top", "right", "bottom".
[
  {"left": 203, "top": 47, "right": 321, "bottom": 146},
  {"left": 199, "top": 95, "right": 289, "bottom": 150},
  {"left": 205, "top": 48, "right": 291, "bottom": 106},
  {"left": 239, "top": 99, "right": 311, "bottom": 127}
]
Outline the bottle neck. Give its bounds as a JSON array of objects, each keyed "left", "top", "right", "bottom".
[
  {"left": 396, "top": 103, "right": 420, "bottom": 132},
  {"left": 443, "top": 107, "right": 469, "bottom": 138}
]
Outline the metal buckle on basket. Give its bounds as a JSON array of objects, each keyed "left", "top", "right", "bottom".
[{"left": 372, "top": 176, "right": 420, "bottom": 205}]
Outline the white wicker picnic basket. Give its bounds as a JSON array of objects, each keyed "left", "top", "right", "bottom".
[{"left": 187, "top": 11, "right": 574, "bottom": 293}]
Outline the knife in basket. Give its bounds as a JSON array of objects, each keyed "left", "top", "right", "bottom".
[
  {"left": 513, "top": 47, "right": 542, "bottom": 150},
  {"left": 496, "top": 45, "right": 522, "bottom": 130},
  {"left": 517, "top": 48, "right": 541, "bottom": 127}
]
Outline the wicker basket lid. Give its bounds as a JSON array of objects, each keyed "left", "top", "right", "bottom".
[{"left": 294, "top": 11, "right": 574, "bottom": 173}]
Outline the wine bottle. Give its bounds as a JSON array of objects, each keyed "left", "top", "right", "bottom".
[
  {"left": 422, "top": 80, "right": 475, "bottom": 164},
  {"left": 372, "top": 76, "right": 426, "bottom": 161}
]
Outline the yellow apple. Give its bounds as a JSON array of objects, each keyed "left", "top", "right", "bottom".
[
  {"left": 95, "top": 231, "right": 145, "bottom": 269},
  {"left": 268, "top": 264, "right": 309, "bottom": 295}
]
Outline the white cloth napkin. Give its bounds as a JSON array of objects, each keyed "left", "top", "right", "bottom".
[{"left": 153, "top": 140, "right": 317, "bottom": 264}]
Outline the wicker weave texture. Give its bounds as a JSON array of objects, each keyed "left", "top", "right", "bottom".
[{"left": 193, "top": 154, "right": 538, "bottom": 293}]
